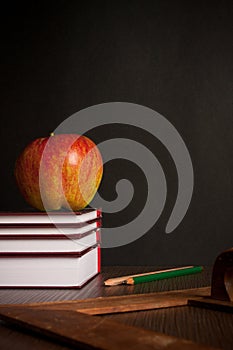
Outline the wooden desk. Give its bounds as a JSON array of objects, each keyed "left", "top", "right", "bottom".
[{"left": 0, "top": 266, "right": 232, "bottom": 349}]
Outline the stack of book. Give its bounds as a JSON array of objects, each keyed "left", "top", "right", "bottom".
[{"left": 0, "top": 208, "right": 101, "bottom": 288}]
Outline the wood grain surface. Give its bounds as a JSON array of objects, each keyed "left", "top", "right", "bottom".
[
  {"left": 0, "top": 287, "right": 210, "bottom": 315},
  {"left": 0, "top": 266, "right": 232, "bottom": 350},
  {"left": 0, "top": 307, "right": 219, "bottom": 350}
]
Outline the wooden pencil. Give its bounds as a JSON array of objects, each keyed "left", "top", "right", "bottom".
[
  {"left": 126, "top": 266, "right": 203, "bottom": 285},
  {"left": 104, "top": 265, "right": 195, "bottom": 286}
]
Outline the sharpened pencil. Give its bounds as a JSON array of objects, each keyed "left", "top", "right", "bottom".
[
  {"left": 126, "top": 266, "right": 203, "bottom": 285},
  {"left": 104, "top": 265, "right": 198, "bottom": 286}
]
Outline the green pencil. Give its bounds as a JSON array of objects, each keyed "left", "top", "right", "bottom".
[{"left": 126, "top": 266, "right": 203, "bottom": 285}]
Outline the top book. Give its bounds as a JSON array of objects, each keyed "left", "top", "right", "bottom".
[{"left": 0, "top": 208, "right": 101, "bottom": 225}]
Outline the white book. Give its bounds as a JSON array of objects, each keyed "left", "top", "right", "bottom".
[
  {"left": 0, "top": 229, "right": 100, "bottom": 253},
  {"left": 0, "top": 220, "right": 101, "bottom": 237},
  {"left": 0, "top": 208, "right": 101, "bottom": 225},
  {"left": 0, "top": 245, "right": 100, "bottom": 288}
]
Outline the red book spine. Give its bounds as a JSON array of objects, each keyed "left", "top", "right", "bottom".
[
  {"left": 95, "top": 228, "right": 101, "bottom": 243},
  {"left": 97, "top": 244, "right": 101, "bottom": 273},
  {"left": 96, "top": 209, "right": 102, "bottom": 218}
]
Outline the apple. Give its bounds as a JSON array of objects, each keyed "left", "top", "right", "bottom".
[{"left": 14, "top": 133, "right": 103, "bottom": 211}]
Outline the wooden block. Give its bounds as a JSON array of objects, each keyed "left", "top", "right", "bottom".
[
  {"left": 210, "top": 247, "right": 233, "bottom": 301},
  {"left": 0, "top": 306, "right": 219, "bottom": 350}
]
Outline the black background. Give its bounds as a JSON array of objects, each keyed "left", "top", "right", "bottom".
[{"left": 1, "top": 1, "right": 233, "bottom": 265}]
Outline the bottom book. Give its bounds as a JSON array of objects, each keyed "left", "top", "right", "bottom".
[{"left": 0, "top": 245, "right": 101, "bottom": 288}]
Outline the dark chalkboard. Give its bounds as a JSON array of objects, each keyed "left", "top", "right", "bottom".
[{"left": 1, "top": 1, "right": 232, "bottom": 265}]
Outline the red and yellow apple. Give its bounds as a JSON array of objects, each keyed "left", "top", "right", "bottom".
[{"left": 14, "top": 134, "right": 103, "bottom": 211}]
